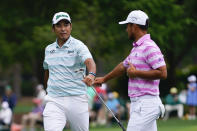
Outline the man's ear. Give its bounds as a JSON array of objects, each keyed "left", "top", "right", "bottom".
[{"left": 70, "top": 23, "right": 72, "bottom": 31}]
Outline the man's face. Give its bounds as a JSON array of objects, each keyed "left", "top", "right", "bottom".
[
  {"left": 5, "top": 89, "right": 12, "bottom": 96},
  {"left": 53, "top": 20, "right": 72, "bottom": 41},
  {"left": 126, "top": 23, "right": 135, "bottom": 41}
]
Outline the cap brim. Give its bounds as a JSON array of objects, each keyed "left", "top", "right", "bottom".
[
  {"left": 119, "top": 21, "right": 128, "bottom": 24},
  {"left": 53, "top": 18, "right": 71, "bottom": 25}
]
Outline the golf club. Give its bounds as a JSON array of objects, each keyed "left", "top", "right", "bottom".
[{"left": 75, "top": 68, "right": 126, "bottom": 131}]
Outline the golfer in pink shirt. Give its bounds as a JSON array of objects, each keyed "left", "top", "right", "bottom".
[{"left": 94, "top": 10, "right": 167, "bottom": 131}]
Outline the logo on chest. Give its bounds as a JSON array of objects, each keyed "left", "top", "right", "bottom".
[
  {"left": 67, "top": 50, "right": 74, "bottom": 54},
  {"left": 50, "top": 50, "right": 55, "bottom": 54}
]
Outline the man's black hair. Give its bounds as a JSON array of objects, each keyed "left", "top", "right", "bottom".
[{"left": 137, "top": 19, "right": 149, "bottom": 31}]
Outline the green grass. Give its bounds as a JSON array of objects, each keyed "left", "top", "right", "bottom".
[
  {"left": 15, "top": 99, "right": 197, "bottom": 131},
  {"left": 158, "top": 118, "right": 197, "bottom": 131},
  {"left": 19, "top": 113, "right": 197, "bottom": 131},
  {"left": 14, "top": 102, "right": 34, "bottom": 113},
  {"left": 60, "top": 118, "right": 197, "bottom": 131},
  {"left": 90, "top": 118, "right": 197, "bottom": 131}
]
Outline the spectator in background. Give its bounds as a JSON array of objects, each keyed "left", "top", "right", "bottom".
[
  {"left": 178, "top": 89, "right": 187, "bottom": 105},
  {"left": 186, "top": 75, "right": 197, "bottom": 120},
  {"left": 92, "top": 84, "right": 107, "bottom": 125},
  {"left": 2, "top": 85, "right": 17, "bottom": 111},
  {"left": 106, "top": 92, "right": 124, "bottom": 126},
  {"left": 21, "top": 98, "right": 44, "bottom": 131},
  {"left": 112, "top": 91, "right": 125, "bottom": 120},
  {"left": 35, "top": 84, "right": 46, "bottom": 105},
  {"left": 0, "top": 101, "right": 12, "bottom": 130},
  {"left": 163, "top": 87, "right": 184, "bottom": 120},
  {"left": 93, "top": 85, "right": 107, "bottom": 112}
]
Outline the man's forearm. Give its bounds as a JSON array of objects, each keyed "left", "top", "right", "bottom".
[
  {"left": 134, "top": 66, "right": 167, "bottom": 80},
  {"left": 85, "top": 58, "right": 96, "bottom": 74},
  {"left": 104, "top": 62, "right": 126, "bottom": 82}
]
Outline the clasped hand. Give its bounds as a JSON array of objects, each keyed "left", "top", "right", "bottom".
[
  {"left": 127, "top": 62, "right": 136, "bottom": 78},
  {"left": 83, "top": 74, "right": 95, "bottom": 86}
]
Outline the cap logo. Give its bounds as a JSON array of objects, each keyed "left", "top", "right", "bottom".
[
  {"left": 56, "top": 14, "right": 68, "bottom": 20},
  {"left": 130, "top": 17, "right": 137, "bottom": 22}
]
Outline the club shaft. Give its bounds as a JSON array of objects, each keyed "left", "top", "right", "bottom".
[{"left": 91, "top": 87, "right": 126, "bottom": 131}]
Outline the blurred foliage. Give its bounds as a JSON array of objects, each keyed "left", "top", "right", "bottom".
[{"left": 0, "top": 0, "right": 197, "bottom": 97}]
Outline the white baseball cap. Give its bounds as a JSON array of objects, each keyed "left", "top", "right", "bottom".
[
  {"left": 52, "top": 12, "right": 71, "bottom": 25},
  {"left": 119, "top": 10, "right": 148, "bottom": 25},
  {"left": 188, "top": 75, "right": 196, "bottom": 82}
]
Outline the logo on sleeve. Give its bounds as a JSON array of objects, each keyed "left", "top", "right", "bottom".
[{"left": 158, "top": 58, "right": 163, "bottom": 63}]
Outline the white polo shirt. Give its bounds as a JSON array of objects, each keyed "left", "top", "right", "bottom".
[{"left": 43, "top": 36, "right": 93, "bottom": 97}]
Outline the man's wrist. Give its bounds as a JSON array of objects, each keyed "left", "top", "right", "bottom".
[
  {"left": 103, "top": 76, "right": 108, "bottom": 83},
  {"left": 88, "top": 72, "right": 96, "bottom": 77}
]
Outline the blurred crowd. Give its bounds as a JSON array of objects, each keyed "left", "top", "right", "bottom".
[
  {"left": 0, "top": 84, "right": 46, "bottom": 131},
  {"left": 0, "top": 74, "right": 197, "bottom": 130},
  {"left": 0, "top": 85, "right": 16, "bottom": 131},
  {"left": 163, "top": 75, "right": 197, "bottom": 120},
  {"left": 21, "top": 84, "right": 46, "bottom": 131}
]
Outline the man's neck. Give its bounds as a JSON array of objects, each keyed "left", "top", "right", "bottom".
[
  {"left": 134, "top": 31, "right": 147, "bottom": 42},
  {"left": 57, "top": 38, "right": 68, "bottom": 47}
]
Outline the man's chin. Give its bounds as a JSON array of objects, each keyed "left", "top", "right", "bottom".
[{"left": 60, "top": 37, "right": 69, "bottom": 41}]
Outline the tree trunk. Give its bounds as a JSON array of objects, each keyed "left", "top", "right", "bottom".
[
  {"left": 12, "top": 63, "right": 22, "bottom": 98},
  {"left": 165, "top": 49, "right": 177, "bottom": 95}
]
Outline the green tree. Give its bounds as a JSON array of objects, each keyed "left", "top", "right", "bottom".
[{"left": 0, "top": 0, "right": 196, "bottom": 97}]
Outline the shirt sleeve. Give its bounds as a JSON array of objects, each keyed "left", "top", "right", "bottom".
[
  {"left": 43, "top": 48, "right": 48, "bottom": 70},
  {"left": 123, "top": 56, "right": 130, "bottom": 68},
  {"left": 77, "top": 43, "right": 93, "bottom": 63},
  {"left": 144, "top": 46, "right": 166, "bottom": 69},
  {"left": 123, "top": 50, "right": 134, "bottom": 69}
]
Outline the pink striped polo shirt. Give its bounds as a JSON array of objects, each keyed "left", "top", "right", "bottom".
[{"left": 123, "top": 34, "right": 166, "bottom": 98}]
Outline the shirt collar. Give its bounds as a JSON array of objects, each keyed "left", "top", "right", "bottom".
[
  {"left": 56, "top": 36, "right": 72, "bottom": 48},
  {"left": 133, "top": 34, "right": 151, "bottom": 47}
]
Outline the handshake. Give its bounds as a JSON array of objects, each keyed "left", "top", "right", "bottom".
[
  {"left": 83, "top": 75, "right": 104, "bottom": 87},
  {"left": 75, "top": 68, "right": 104, "bottom": 87}
]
